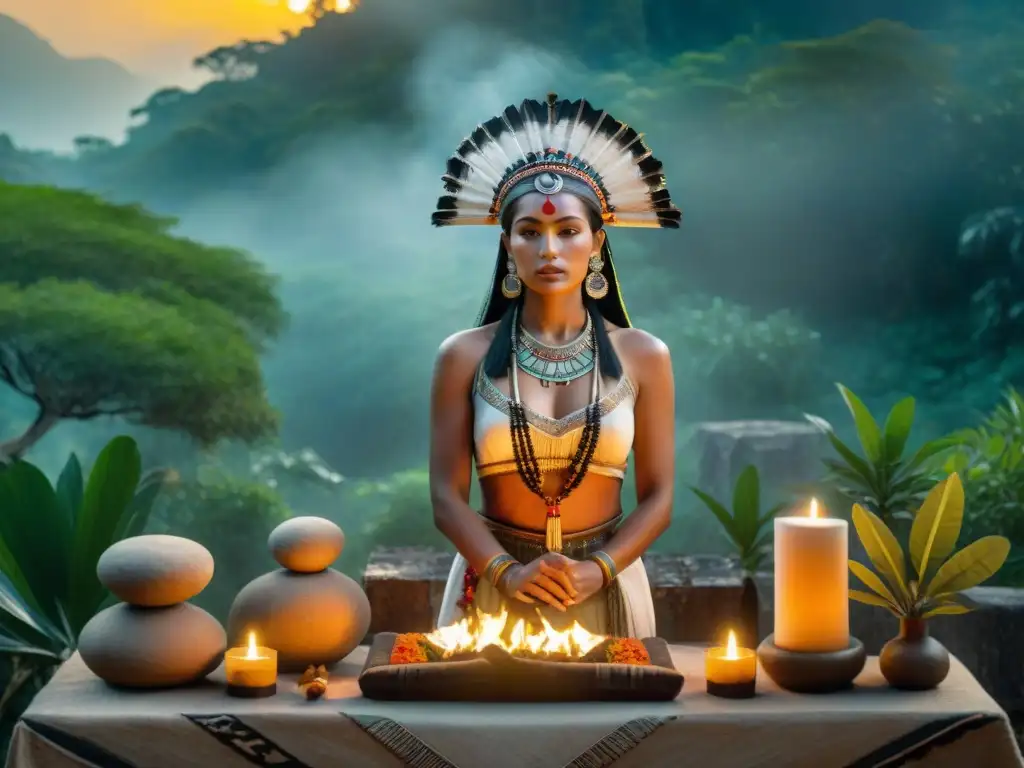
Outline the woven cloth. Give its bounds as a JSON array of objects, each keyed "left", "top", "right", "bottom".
[{"left": 7, "top": 647, "right": 1023, "bottom": 768}]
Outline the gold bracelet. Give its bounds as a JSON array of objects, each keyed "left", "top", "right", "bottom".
[
  {"left": 490, "top": 559, "right": 518, "bottom": 589},
  {"left": 588, "top": 551, "right": 617, "bottom": 588},
  {"left": 483, "top": 553, "right": 516, "bottom": 584}
]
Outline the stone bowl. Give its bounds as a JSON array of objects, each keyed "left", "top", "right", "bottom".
[{"left": 757, "top": 634, "right": 866, "bottom": 693}]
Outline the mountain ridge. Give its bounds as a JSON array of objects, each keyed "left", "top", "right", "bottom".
[{"left": 0, "top": 13, "right": 155, "bottom": 151}]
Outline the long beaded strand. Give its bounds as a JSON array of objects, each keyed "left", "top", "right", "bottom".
[{"left": 507, "top": 306, "right": 602, "bottom": 552}]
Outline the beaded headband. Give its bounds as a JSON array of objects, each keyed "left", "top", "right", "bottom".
[{"left": 432, "top": 93, "right": 682, "bottom": 229}]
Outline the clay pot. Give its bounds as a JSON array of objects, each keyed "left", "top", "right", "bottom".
[{"left": 879, "top": 617, "right": 950, "bottom": 690}]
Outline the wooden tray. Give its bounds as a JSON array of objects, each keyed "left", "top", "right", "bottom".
[{"left": 358, "top": 633, "right": 685, "bottom": 702}]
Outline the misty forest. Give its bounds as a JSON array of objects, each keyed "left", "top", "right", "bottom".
[{"left": 1, "top": 0, "right": 1024, "bottom": 748}]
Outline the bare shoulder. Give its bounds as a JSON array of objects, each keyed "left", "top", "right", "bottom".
[
  {"left": 606, "top": 324, "right": 671, "bottom": 369},
  {"left": 434, "top": 323, "right": 498, "bottom": 380}
]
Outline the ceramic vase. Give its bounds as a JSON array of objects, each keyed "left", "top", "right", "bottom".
[{"left": 879, "top": 617, "right": 950, "bottom": 690}]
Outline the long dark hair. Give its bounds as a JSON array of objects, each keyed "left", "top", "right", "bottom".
[{"left": 481, "top": 201, "right": 625, "bottom": 381}]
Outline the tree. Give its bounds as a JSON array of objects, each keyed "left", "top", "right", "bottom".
[{"left": 0, "top": 183, "right": 287, "bottom": 461}]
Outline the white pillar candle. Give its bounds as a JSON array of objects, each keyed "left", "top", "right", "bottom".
[{"left": 773, "top": 499, "right": 849, "bottom": 653}]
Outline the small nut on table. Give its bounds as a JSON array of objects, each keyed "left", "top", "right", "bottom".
[{"left": 298, "top": 664, "right": 329, "bottom": 701}]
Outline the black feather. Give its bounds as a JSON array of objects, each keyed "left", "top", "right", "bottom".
[
  {"left": 617, "top": 127, "right": 644, "bottom": 157},
  {"left": 520, "top": 99, "right": 548, "bottom": 127},
  {"left": 637, "top": 157, "right": 663, "bottom": 177},
  {"left": 446, "top": 156, "right": 470, "bottom": 180},
  {"left": 483, "top": 116, "right": 509, "bottom": 140},
  {"left": 470, "top": 126, "right": 491, "bottom": 149},
  {"left": 555, "top": 98, "right": 578, "bottom": 125},
  {"left": 577, "top": 101, "right": 603, "bottom": 129},
  {"left": 441, "top": 174, "right": 464, "bottom": 194},
  {"left": 503, "top": 106, "right": 527, "bottom": 135},
  {"left": 595, "top": 117, "right": 624, "bottom": 139},
  {"left": 436, "top": 196, "right": 459, "bottom": 211},
  {"left": 456, "top": 139, "right": 475, "bottom": 158},
  {"left": 657, "top": 209, "right": 682, "bottom": 227},
  {"left": 651, "top": 189, "right": 672, "bottom": 204},
  {"left": 431, "top": 209, "right": 457, "bottom": 226}
]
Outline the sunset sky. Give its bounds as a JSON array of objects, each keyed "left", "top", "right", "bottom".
[{"left": 0, "top": 0, "right": 327, "bottom": 82}]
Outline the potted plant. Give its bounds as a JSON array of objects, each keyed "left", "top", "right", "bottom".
[
  {"left": 847, "top": 472, "right": 1010, "bottom": 689},
  {"left": 690, "top": 465, "right": 783, "bottom": 648}
]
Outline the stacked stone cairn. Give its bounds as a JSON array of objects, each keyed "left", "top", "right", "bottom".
[
  {"left": 227, "top": 516, "right": 371, "bottom": 672},
  {"left": 79, "top": 535, "right": 225, "bottom": 688}
]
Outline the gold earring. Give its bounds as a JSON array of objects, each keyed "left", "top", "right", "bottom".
[
  {"left": 585, "top": 253, "right": 608, "bottom": 299},
  {"left": 501, "top": 258, "right": 522, "bottom": 299}
]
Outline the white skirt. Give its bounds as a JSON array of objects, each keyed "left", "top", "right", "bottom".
[{"left": 437, "top": 552, "right": 657, "bottom": 639}]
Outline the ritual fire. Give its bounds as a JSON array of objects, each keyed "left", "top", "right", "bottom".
[{"left": 423, "top": 608, "right": 605, "bottom": 659}]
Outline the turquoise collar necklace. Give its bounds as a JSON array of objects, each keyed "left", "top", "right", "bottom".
[{"left": 515, "top": 312, "right": 595, "bottom": 387}]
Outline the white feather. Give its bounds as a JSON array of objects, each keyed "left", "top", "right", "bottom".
[{"left": 435, "top": 96, "right": 679, "bottom": 228}]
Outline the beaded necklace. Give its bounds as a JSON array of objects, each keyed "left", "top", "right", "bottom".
[{"left": 507, "top": 306, "right": 602, "bottom": 552}]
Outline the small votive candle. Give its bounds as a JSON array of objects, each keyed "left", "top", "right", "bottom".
[
  {"left": 224, "top": 631, "right": 278, "bottom": 698},
  {"left": 706, "top": 630, "right": 757, "bottom": 699}
]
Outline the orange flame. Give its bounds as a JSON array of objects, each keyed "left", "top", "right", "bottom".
[
  {"left": 725, "top": 629, "right": 738, "bottom": 660},
  {"left": 425, "top": 608, "right": 605, "bottom": 659}
]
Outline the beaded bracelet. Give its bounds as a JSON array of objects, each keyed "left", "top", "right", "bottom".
[{"left": 588, "top": 550, "right": 618, "bottom": 588}]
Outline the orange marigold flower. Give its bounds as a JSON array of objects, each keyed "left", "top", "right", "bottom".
[
  {"left": 606, "top": 638, "right": 651, "bottom": 666},
  {"left": 390, "top": 633, "right": 429, "bottom": 665}
]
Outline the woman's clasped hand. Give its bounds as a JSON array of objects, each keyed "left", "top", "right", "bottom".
[{"left": 502, "top": 553, "right": 605, "bottom": 611}]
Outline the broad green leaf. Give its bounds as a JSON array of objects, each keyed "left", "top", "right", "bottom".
[
  {"left": 882, "top": 397, "right": 915, "bottom": 462},
  {"left": 758, "top": 502, "right": 786, "bottom": 526},
  {"left": 903, "top": 436, "right": 958, "bottom": 472},
  {"left": 920, "top": 603, "right": 973, "bottom": 618},
  {"left": 112, "top": 470, "right": 167, "bottom": 543},
  {"left": 849, "top": 589, "right": 899, "bottom": 615},
  {"left": 0, "top": 461, "right": 71, "bottom": 629},
  {"left": 690, "top": 486, "right": 739, "bottom": 545},
  {"left": 838, "top": 384, "right": 883, "bottom": 463},
  {"left": 827, "top": 432, "right": 878, "bottom": 487},
  {"left": 852, "top": 503, "right": 908, "bottom": 600},
  {"left": 68, "top": 436, "right": 142, "bottom": 634},
  {"left": 849, "top": 560, "right": 901, "bottom": 610},
  {"left": 0, "top": 633, "right": 64, "bottom": 659},
  {"left": 732, "top": 466, "right": 760, "bottom": 545},
  {"left": 55, "top": 454, "right": 84, "bottom": 530},
  {"left": 909, "top": 473, "right": 964, "bottom": 580},
  {"left": 926, "top": 536, "right": 1011, "bottom": 598}
]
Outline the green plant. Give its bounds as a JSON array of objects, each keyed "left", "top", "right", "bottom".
[
  {"left": 0, "top": 435, "right": 165, "bottom": 713},
  {"left": 944, "top": 386, "right": 1024, "bottom": 585},
  {"left": 689, "top": 465, "right": 783, "bottom": 573},
  {"left": 848, "top": 473, "right": 1011, "bottom": 618},
  {"left": 805, "top": 384, "right": 955, "bottom": 526}
]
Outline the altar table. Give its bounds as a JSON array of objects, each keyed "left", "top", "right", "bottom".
[{"left": 8, "top": 646, "right": 1023, "bottom": 768}]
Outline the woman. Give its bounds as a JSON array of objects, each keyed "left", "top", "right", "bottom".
[{"left": 429, "top": 94, "right": 680, "bottom": 639}]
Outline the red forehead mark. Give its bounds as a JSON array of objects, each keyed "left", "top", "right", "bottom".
[{"left": 542, "top": 197, "right": 556, "bottom": 215}]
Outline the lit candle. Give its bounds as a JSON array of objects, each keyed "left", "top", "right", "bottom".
[
  {"left": 706, "top": 629, "right": 757, "bottom": 698},
  {"left": 773, "top": 499, "right": 849, "bottom": 652},
  {"left": 224, "top": 631, "right": 278, "bottom": 698}
]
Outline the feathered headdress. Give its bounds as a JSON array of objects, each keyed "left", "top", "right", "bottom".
[{"left": 432, "top": 93, "right": 681, "bottom": 229}]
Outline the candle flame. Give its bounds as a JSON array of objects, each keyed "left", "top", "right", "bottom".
[
  {"left": 246, "top": 632, "right": 259, "bottom": 659},
  {"left": 726, "top": 630, "right": 738, "bottom": 660},
  {"left": 809, "top": 498, "right": 820, "bottom": 518}
]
